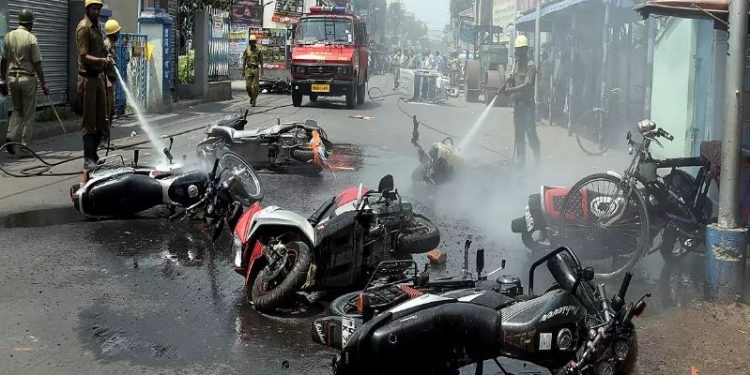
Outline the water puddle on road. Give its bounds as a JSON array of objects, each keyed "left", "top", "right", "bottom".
[{"left": 0, "top": 206, "right": 85, "bottom": 228}]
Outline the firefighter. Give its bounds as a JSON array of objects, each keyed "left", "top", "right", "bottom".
[
  {"left": 76, "top": 0, "right": 110, "bottom": 171},
  {"left": 242, "top": 34, "right": 263, "bottom": 107},
  {"left": 104, "top": 19, "right": 121, "bottom": 125},
  {"left": 0, "top": 9, "right": 50, "bottom": 156},
  {"left": 502, "top": 35, "right": 540, "bottom": 167}
]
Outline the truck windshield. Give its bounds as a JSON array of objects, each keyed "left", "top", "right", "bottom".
[{"left": 296, "top": 18, "right": 353, "bottom": 45}]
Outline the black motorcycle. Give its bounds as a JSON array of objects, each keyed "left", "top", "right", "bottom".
[
  {"left": 70, "top": 140, "right": 264, "bottom": 225},
  {"left": 314, "top": 247, "right": 647, "bottom": 375}
]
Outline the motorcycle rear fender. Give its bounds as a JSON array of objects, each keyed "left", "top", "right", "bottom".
[
  {"left": 606, "top": 171, "right": 623, "bottom": 179},
  {"left": 206, "top": 126, "right": 236, "bottom": 143}
]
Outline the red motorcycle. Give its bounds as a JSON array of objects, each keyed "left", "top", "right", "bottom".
[{"left": 231, "top": 175, "right": 441, "bottom": 312}]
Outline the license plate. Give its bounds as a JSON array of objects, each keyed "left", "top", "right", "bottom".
[
  {"left": 311, "top": 83, "right": 330, "bottom": 93},
  {"left": 341, "top": 317, "right": 357, "bottom": 347}
]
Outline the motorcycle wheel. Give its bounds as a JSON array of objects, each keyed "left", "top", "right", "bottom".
[
  {"left": 251, "top": 241, "right": 313, "bottom": 312},
  {"left": 397, "top": 215, "right": 441, "bottom": 254},
  {"left": 217, "top": 150, "right": 264, "bottom": 201},
  {"left": 329, "top": 291, "right": 362, "bottom": 318}
]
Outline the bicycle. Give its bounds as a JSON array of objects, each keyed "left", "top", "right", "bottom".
[
  {"left": 573, "top": 87, "right": 630, "bottom": 155},
  {"left": 559, "top": 120, "right": 716, "bottom": 278}
]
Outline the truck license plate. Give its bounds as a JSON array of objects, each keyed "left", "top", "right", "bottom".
[
  {"left": 312, "top": 83, "right": 330, "bottom": 93},
  {"left": 341, "top": 317, "right": 356, "bottom": 347}
]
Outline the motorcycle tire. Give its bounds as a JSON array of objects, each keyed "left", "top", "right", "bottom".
[
  {"left": 251, "top": 241, "right": 313, "bottom": 312},
  {"left": 290, "top": 149, "right": 315, "bottom": 163},
  {"left": 397, "top": 215, "right": 441, "bottom": 254},
  {"left": 329, "top": 291, "right": 362, "bottom": 318}
]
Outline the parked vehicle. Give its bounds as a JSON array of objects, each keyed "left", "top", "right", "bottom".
[
  {"left": 196, "top": 111, "right": 333, "bottom": 174},
  {"left": 314, "top": 247, "right": 647, "bottom": 375},
  {"left": 410, "top": 115, "right": 465, "bottom": 186},
  {"left": 290, "top": 6, "right": 369, "bottom": 109},
  {"left": 70, "top": 139, "right": 263, "bottom": 222},
  {"left": 512, "top": 120, "right": 718, "bottom": 278},
  {"left": 232, "top": 174, "right": 441, "bottom": 312}
]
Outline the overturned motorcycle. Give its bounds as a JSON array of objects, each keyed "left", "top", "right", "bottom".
[
  {"left": 410, "top": 115, "right": 465, "bottom": 186},
  {"left": 197, "top": 111, "right": 334, "bottom": 175},
  {"left": 313, "top": 247, "right": 647, "bottom": 375},
  {"left": 70, "top": 140, "right": 264, "bottom": 240},
  {"left": 232, "top": 174, "right": 442, "bottom": 312}
]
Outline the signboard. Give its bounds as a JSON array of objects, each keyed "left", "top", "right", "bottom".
[
  {"left": 274, "top": 0, "right": 305, "bottom": 18},
  {"left": 459, "top": 22, "right": 475, "bottom": 44},
  {"left": 493, "top": 0, "right": 514, "bottom": 43},
  {"left": 249, "top": 27, "right": 288, "bottom": 70},
  {"left": 232, "top": 0, "right": 263, "bottom": 28}
]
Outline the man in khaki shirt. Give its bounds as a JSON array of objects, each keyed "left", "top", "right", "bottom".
[
  {"left": 76, "top": 0, "right": 110, "bottom": 170},
  {"left": 0, "top": 9, "right": 50, "bottom": 156}
]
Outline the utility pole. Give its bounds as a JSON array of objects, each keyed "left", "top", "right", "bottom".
[
  {"left": 706, "top": 0, "right": 749, "bottom": 301},
  {"left": 533, "top": 0, "right": 541, "bottom": 120}
]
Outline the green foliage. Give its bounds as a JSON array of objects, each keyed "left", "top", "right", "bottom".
[{"left": 178, "top": 50, "right": 196, "bottom": 84}]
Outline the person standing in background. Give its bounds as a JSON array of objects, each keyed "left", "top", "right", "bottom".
[
  {"left": 104, "top": 19, "right": 121, "bottom": 127},
  {"left": 0, "top": 9, "right": 50, "bottom": 157},
  {"left": 242, "top": 34, "right": 263, "bottom": 107},
  {"left": 502, "top": 35, "right": 540, "bottom": 168}
]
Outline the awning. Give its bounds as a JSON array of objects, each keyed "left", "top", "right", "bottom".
[
  {"left": 634, "top": 0, "right": 730, "bottom": 21},
  {"left": 517, "top": 0, "right": 636, "bottom": 27}
]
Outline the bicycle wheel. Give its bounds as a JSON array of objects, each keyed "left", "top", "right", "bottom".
[
  {"left": 575, "top": 109, "right": 616, "bottom": 156},
  {"left": 559, "top": 173, "right": 650, "bottom": 279}
]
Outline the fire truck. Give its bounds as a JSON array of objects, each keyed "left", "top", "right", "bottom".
[{"left": 290, "top": 6, "right": 369, "bottom": 109}]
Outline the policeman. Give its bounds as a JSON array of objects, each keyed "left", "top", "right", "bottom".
[
  {"left": 104, "top": 19, "right": 121, "bottom": 124},
  {"left": 0, "top": 9, "right": 50, "bottom": 156},
  {"left": 502, "top": 35, "right": 540, "bottom": 168},
  {"left": 75, "top": 0, "right": 110, "bottom": 170},
  {"left": 242, "top": 34, "right": 263, "bottom": 107}
]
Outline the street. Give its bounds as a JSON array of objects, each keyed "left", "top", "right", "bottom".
[{"left": 1, "top": 75, "right": 749, "bottom": 374}]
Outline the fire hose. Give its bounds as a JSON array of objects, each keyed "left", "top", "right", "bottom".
[{"left": 0, "top": 102, "right": 294, "bottom": 178}]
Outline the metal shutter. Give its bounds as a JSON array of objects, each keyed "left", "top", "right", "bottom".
[{"left": 8, "top": 0, "right": 69, "bottom": 105}]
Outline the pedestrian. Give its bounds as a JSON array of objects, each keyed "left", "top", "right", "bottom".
[
  {"left": 104, "top": 19, "right": 121, "bottom": 127},
  {"left": 0, "top": 9, "right": 50, "bottom": 157},
  {"left": 242, "top": 34, "right": 263, "bottom": 107},
  {"left": 502, "top": 35, "right": 540, "bottom": 167},
  {"left": 76, "top": 0, "right": 110, "bottom": 172}
]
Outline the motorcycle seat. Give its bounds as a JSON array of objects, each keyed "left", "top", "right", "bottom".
[{"left": 500, "top": 289, "right": 575, "bottom": 336}]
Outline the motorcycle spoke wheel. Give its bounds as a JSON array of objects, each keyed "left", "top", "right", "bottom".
[
  {"left": 218, "top": 151, "right": 264, "bottom": 202},
  {"left": 559, "top": 173, "right": 650, "bottom": 279}
]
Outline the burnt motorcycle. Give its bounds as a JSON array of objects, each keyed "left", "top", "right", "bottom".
[
  {"left": 314, "top": 247, "right": 647, "bottom": 375},
  {"left": 231, "top": 174, "right": 442, "bottom": 312},
  {"left": 410, "top": 115, "right": 465, "bottom": 186},
  {"left": 197, "top": 111, "right": 334, "bottom": 174},
  {"left": 70, "top": 140, "right": 264, "bottom": 221}
]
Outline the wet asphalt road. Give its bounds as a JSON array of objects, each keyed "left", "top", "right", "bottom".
[{"left": 0, "top": 75, "right": 736, "bottom": 374}]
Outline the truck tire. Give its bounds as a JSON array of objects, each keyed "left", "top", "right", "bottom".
[
  {"left": 292, "top": 88, "right": 303, "bottom": 107},
  {"left": 397, "top": 215, "right": 440, "bottom": 254},
  {"left": 356, "top": 83, "right": 366, "bottom": 105},
  {"left": 346, "top": 84, "right": 356, "bottom": 109},
  {"left": 250, "top": 241, "right": 313, "bottom": 312}
]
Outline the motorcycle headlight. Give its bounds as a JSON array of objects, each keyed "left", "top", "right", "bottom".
[
  {"left": 233, "top": 237, "right": 243, "bottom": 268},
  {"left": 294, "top": 65, "right": 305, "bottom": 74},
  {"left": 637, "top": 119, "right": 656, "bottom": 134}
]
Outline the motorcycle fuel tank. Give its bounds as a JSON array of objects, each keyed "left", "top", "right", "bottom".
[
  {"left": 499, "top": 289, "right": 585, "bottom": 365},
  {"left": 166, "top": 171, "right": 209, "bottom": 207}
]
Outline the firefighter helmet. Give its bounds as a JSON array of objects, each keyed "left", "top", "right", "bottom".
[
  {"left": 514, "top": 35, "right": 529, "bottom": 48},
  {"left": 104, "top": 19, "right": 121, "bottom": 35},
  {"left": 85, "top": 0, "right": 103, "bottom": 8}
]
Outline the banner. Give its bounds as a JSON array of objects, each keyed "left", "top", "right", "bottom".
[
  {"left": 274, "top": 0, "right": 305, "bottom": 17},
  {"left": 459, "top": 23, "right": 475, "bottom": 45},
  {"left": 232, "top": 0, "right": 263, "bottom": 28}
]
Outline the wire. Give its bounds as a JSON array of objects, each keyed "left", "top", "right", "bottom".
[{"left": 0, "top": 102, "right": 295, "bottom": 178}]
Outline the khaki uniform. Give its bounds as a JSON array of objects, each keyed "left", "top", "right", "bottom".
[
  {"left": 75, "top": 16, "right": 107, "bottom": 136},
  {"left": 4, "top": 25, "right": 42, "bottom": 145},
  {"left": 508, "top": 59, "right": 540, "bottom": 166},
  {"left": 242, "top": 46, "right": 263, "bottom": 104},
  {"left": 104, "top": 38, "right": 117, "bottom": 122}
]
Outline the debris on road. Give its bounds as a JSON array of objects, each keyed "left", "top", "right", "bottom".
[
  {"left": 426, "top": 249, "right": 447, "bottom": 264},
  {"left": 348, "top": 115, "right": 375, "bottom": 121}
]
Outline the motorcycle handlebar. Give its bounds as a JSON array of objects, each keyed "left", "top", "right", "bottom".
[{"left": 657, "top": 128, "right": 674, "bottom": 141}]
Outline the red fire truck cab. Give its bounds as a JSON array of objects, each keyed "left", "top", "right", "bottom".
[{"left": 290, "top": 6, "right": 369, "bottom": 109}]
